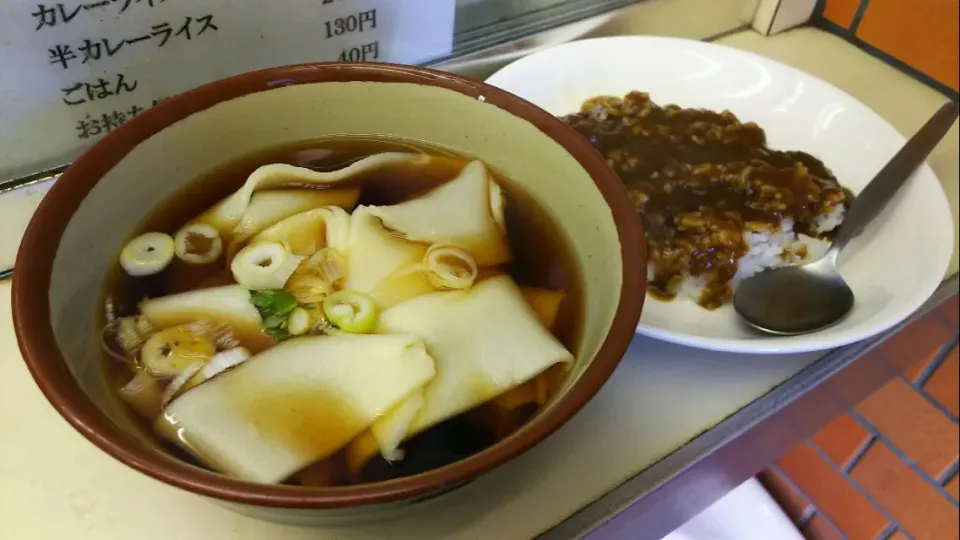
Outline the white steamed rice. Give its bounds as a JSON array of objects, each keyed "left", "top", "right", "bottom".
[{"left": 652, "top": 205, "right": 845, "bottom": 305}]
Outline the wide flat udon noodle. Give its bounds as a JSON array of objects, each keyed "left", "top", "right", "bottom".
[
  {"left": 191, "top": 152, "right": 433, "bottom": 239},
  {"left": 155, "top": 334, "right": 435, "bottom": 484},
  {"left": 249, "top": 206, "right": 351, "bottom": 258},
  {"left": 367, "top": 264, "right": 436, "bottom": 309},
  {"left": 226, "top": 189, "right": 358, "bottom": 256},
  {"left": 344, "top": 390, "right": 425, "bottom": 478},
  {"left": 139, "top": 285, "right": 273, "bottom": 352},
  {"left": 346, "top": 275, "right": 573, "bottom": 468},
  {"left": 343, "top": 206, "right": 427, "bottom": 293},
  {"left": 369, "top": 160, "right": 511, "bottom": 266},
  {"left": 491, "top": 287, "right": 567, "bottom": 411}
]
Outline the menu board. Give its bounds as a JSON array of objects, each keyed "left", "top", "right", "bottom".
[{"left": 0, "top": 0, "right": 456, "bottom": 182}]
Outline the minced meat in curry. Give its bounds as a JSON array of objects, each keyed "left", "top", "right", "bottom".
[{"left": 563, "top": 91, "right": 852, "bottom": 309}]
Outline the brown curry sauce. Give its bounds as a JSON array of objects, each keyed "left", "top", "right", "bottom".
[{"left": 562, "top": 92, "right": 852, "bottom": 309}]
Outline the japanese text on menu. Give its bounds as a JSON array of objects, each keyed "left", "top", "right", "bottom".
[{"left": 29, "top": 0, "right": 386, "bottom": 143}]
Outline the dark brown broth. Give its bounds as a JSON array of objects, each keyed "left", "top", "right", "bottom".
[{"left": 103, "top": 136, "right": 584, "bottom": 485}]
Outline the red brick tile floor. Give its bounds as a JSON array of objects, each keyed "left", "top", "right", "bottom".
[{"left": 760, "top": 295, "right": 959, "bottom": 540}]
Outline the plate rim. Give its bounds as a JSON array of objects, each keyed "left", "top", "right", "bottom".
[{"left": 486, "top": 35, "right": 955, "bottom": 355}]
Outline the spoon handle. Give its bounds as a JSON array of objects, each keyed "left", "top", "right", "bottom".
[{"left": 829, "top": 100, "right": 959, "bottom": 257}]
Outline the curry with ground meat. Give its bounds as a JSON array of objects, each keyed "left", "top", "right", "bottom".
[{"left": 562, "top": 91, "right": 852, "bottom": 309}]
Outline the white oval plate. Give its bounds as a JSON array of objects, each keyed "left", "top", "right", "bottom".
[{"left": 486, "top": 36, "right": 954, "bottom": 354}]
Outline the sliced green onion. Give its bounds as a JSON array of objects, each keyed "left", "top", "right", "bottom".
[
  {"left": 251, "top": 289, "right": 301, "bottom": 341},
  {"left": 250, "top": 291, "right": 275, "bottom": 310},
  {"left": 119, "top": 232, "right": 175, "bottom": 277},
  {"left": 231, "top": 241, "right": 303, "bottom": 291},
  {"left": 287, "top": 307, "right": 311, "bottom": 336},
  {"left": 263, "top": 313, "right": 288, "bottom": 329},
  {"left": 424, "top": 244, "right": 478, "bottom": 290},
  {"left": 264, "top": 326, "right": 291, "bottom": 341},
  {"left": 250, "top": 290, "right": 298, "bottom": 316},
  {"left": 174, "top": 223, "right": 222, "bottom": 265},
  {"left": 322, "top": 290, "right": 378, "bottom": 334},
  {"left": 270, "top": 291, "right": 299, "bottom": 316}
]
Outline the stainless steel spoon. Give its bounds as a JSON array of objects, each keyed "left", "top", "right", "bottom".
[{"left": 734, "top": 100, "right": 959, "bottom": 336}]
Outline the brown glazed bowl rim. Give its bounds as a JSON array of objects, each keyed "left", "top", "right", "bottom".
[{"left": 12, "top": 62, "right": 645, "bottom": 509}]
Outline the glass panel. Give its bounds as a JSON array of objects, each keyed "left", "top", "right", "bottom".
[
  {"left": 451, "top": 0, "right": 642, "bottom": 55},
  {"left": 0, "top": 0, "right": 638, "bottom": 184},
  {"left": 0, "top": 0, "right": 456, "bottom": 182}
]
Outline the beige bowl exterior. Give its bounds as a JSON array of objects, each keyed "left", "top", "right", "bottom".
[{"left": 14, "top": 63, "right": 644, "bottom": 524}]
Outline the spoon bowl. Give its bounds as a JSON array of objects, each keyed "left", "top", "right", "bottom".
[
  {"left": 734, "top": 100, "right": 959, "bottom": 336},
  {"left": 734, "top": 253, "right": 853, "bottom": 335}
]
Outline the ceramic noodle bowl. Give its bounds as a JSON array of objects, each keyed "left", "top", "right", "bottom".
[{"left": 12, "top": 63, "right": 645, "bottom": 525}]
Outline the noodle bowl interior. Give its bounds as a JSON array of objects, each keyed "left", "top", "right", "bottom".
[{"left": 102, "top": 137, "right": 582, "bottom": 486}]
